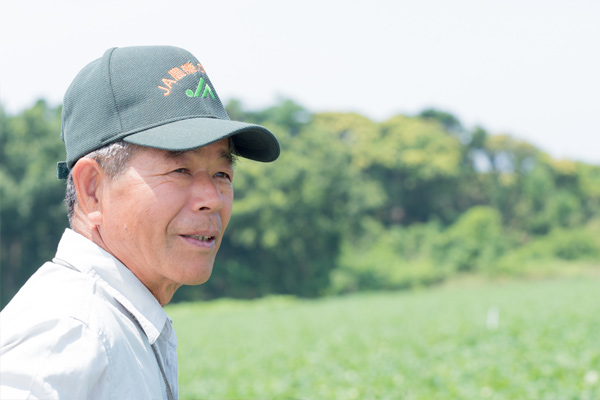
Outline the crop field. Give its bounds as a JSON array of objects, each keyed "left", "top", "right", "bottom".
[{"left": 167, "top": 276, "right": 600, "bottom": 399}]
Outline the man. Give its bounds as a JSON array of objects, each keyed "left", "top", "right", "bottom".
[{"left": 0, "top": 46, "right": 279, "bottom": 399}]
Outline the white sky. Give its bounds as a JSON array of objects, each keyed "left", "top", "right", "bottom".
[{"left": 1, "top": 0, "right": 599, "bottom": 164}]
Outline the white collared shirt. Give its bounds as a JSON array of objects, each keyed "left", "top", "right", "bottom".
[{"left": 0, "top": 229, "right": 178, "bottom": 400}]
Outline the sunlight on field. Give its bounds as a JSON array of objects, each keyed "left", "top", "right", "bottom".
[{"left": 168, "top": 277, "right": 600, "bottom": 399}]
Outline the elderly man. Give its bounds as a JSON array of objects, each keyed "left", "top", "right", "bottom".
[{"left": 0, "top": 46, "right": 279, "bottom": 400}]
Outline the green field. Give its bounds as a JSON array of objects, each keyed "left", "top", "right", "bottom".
[{"left": 168, "top": 276, "right": 600, "bottom": 400}]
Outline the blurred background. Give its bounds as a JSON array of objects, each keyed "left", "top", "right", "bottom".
[{"left": 1, "top": 1, "right": 600, "bottom": 398}]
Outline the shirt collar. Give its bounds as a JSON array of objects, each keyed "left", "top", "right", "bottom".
[{"left": 55, "top": 228, "right": 168, "bottom": 344}]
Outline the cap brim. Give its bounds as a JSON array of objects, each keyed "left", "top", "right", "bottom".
[{"left": 123, "top": 117, "right": 280, "bottom": 162}]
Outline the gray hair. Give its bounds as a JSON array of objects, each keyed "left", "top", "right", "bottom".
[{"left": 65, "top": 138, "right": 238, "bottom": 227}]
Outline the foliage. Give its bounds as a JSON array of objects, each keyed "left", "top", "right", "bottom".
[
  {"left": 177, "top": 103, "right": 386, "bottom": 300},
  {"left": 2, "top": 98, "right": 600, "bottom": 307},
  {"left": 496, "top": 226, "right": 600, "bottom": 275},
  {"left": 432, "top": 206, "right": 509, "bottom": 274},
  {"left": 169, "top": 277, "right": 600, "bottom": 399},
  {"left": 0, "top": 101, "right": 68, "bottom": 307},
  {"left": 332, "top": 220, "right": 445, "bottom": 293}
]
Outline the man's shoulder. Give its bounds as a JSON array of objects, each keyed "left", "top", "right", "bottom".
[
  {"left": 1, "top": 260, "right": 133, "bottom": 343},
  {"left": 0, "top": 261, "right": 162, "bottom": 400},
  {"left": 3, "top": 261, "right": 96, "bottom": 318}
]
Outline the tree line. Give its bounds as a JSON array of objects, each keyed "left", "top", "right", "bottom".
[{"left": 1, "top": 99, "right": 599, "bottom": 307}]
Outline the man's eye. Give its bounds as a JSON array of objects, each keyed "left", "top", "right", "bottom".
[
  {"left": 173, "top": 168, "right": 190, "bottom": 174},
  {"left": 215, "top": 172, "right": 232, "bottom": 181}
]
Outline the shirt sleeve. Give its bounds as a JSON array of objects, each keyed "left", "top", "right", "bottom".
[{"left": 0, "top": 316, "right": 110, "bottom": 400}]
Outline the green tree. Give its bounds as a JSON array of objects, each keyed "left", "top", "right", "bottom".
[
  {"left": 0, "top": 101, "right": 68, "bottom": 308},
  {"left": 329, "top": 113, "right": 464, "bottom": 225},
  {"left": 4, "top": 98, "right": 600, "bottom": 305},
  {"left": 432, "top": 206, "right": 509, "bottom": 273},
  {"left": 186, "top": 106, "right": 385, "bottom": 299}
]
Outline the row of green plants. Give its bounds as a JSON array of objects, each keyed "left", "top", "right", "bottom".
[{"left": 169, "top": 277, "right": 600, "bottom": 399}]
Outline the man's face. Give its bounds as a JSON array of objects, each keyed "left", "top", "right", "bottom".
[{"left": 97, "top": 139, "right": 234, "bottom": 301}]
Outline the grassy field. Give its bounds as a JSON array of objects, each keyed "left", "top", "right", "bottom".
[{"left": 167, "top": 276, "right": 600, "bottom": 400}]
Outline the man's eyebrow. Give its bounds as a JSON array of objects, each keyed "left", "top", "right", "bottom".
[
  {"left": 164, "top": 150, "right": 186, "bottom": 160},
  {"left": 163, "top": 149, "right": 202, "bottom": 160},
  {"left": 221, "top": 150, "right": 238, "bottom": 167}
]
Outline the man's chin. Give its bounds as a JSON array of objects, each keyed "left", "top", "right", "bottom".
[{"left": 180, "top": 265, "right": 214, "bottom": 286}]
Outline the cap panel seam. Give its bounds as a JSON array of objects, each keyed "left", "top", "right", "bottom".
[{"left": 105, "top": 48, "right": 124, "bottom": 134}]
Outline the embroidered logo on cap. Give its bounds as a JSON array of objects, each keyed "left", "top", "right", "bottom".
[
  {"left": 158, "top": 62, "right": 211, "bottom": 97},
  {"left": 185, "top": 77, "right": 215, "bottom": 99}
]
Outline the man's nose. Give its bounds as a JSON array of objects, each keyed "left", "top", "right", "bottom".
[{"left": 190, "top": 174, "right": 223, "bottom": 212}]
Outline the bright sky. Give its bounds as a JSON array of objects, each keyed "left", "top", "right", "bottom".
[{"left": 1, "top": 0, "right": 598, "bottom": 164}]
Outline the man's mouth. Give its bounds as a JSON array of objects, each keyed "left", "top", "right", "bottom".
[{"left": 182, "top": 234, "right": 214, "bottom": 242}]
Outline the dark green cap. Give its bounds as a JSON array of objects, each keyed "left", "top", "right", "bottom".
[{"left": 57, "top": 46, "right": 280, "bottom": 179}]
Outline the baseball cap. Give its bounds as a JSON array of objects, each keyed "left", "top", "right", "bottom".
[{"left": 57, "top": 46, "right": 280, "bottom": 179}]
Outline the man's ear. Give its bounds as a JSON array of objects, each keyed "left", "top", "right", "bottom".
[{"left": 72, "top": 158, "right": 106, "bottom": 227}]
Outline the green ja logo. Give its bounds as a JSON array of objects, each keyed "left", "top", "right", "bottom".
[{"left": 186, "top": 78, "right": 215, "bottom": 99}]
